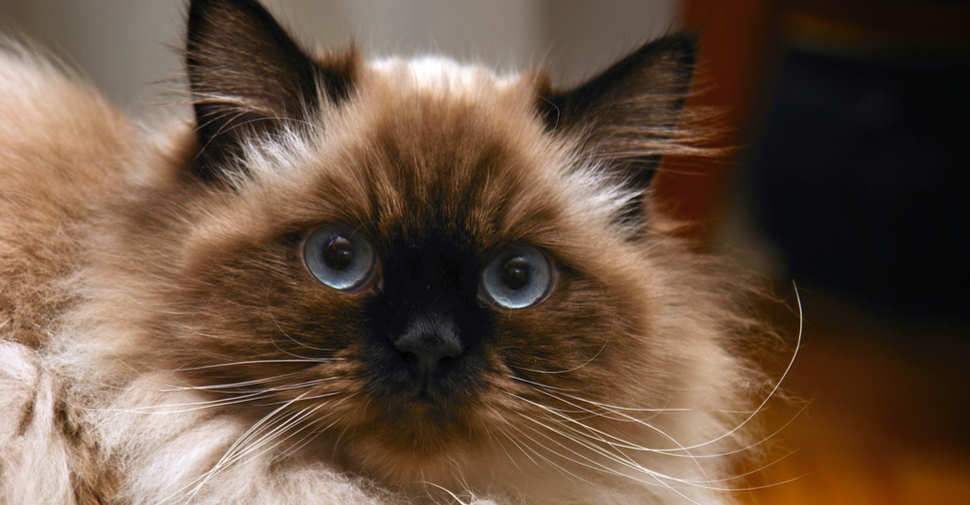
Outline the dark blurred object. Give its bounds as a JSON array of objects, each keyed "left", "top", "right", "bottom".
[
  {"left": 750, "top": 4, "right": 970, "bottom": 319},
  {"left": 673, "top": 3, "right": 970, "bottom": 505},
  {"left": 656, "top": 0, "right": 777, "bottom": 240}
]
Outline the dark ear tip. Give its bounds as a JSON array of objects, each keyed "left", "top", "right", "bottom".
[
  {"left": 188, "top": 0, "right": 262, "bottom": 15},
  {"left": 187, "top": 0, "right": 230, "bottom": 30},
  {"left": 670, "top": 32, "right": 698, "bottom": 64},
  {"left": 187, "top": 0, "right": 275, "bottom": 36},
  {"left": 660, "top": 32, "right": 699, "bottom": 50},
  {"left": 640, "top": 32, "right": 698, "bottom": 69}
]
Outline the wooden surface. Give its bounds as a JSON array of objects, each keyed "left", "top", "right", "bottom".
[{"left": 740, "top": 287, "right": 970, "bottom": 505}]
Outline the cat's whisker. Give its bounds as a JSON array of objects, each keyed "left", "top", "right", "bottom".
[
  {"left": 522, "top": 407, "right": 675, "bottom": 477},
  {"left": 447, "top": 459, "right": 484, "bottom": 505},
  {"left": 511, "top": 375, "right": 688, "bottom": 414},
  {"left": 500, "top": 429, "right": 542, "bottom": 469},
  {"left": 95, "top": 390, "right": 276, "bottom": 415},
  {"left": 514, "top": 404, "right": 794, "bottom": 499},
  {"left": 506, "top": 389, "right": 724, "bottom": 498},
  {"left": 219, "top": 395, "right": 355, "bottom": 471},
  {"left": 160, "top": 413, "right": 294, "bottom": 503},
  {"left": 222, "top": 405, "right": 322, "bottom": 465},
  {"left": 84, "top": 390, "right": 279, "bottom": 437},
  {"left": 252, "top": 390, "right": 342, "bottom": 406},
  {"left": 174, "top": 357, "right": 343, "bottom": 372},
  {"left": 670, "top": 400, "right": 813, "bottom": 461},
  {"left": 192, "top": 380, "right": 333, "bottom": 397},
  {"left": 690, "top": 448, "right": 800, "bottom": 485},
  {"left": 512, "top": 419, "right": 708, "bottom": 504},
  {"left": 521, "top": 287, "right": 801, "bottom": 464},
  {"left": 526, "top": 369, "right": 781, "bottom": 418},
  {"left": 263, "top": 345, "right": 331, "bottom": 364},
  {"left": 644, "top": 285, "right": 803, "bottom": 454},
  {"left": 515, "top": 378, "right": 778, "bottom": 482},
  {"left": 161, "top": 371, "right": 306, "bottom": 392},
  {"left": 418, "top": 480, "right": 475, "bottom": 505},
  {"left": 483, "top": 406, "right": 543, "bottom": 470},
  {"left": 513, "top": 408, "right": 649, "bottom": 472},
  {"left": 268, "top": 310, "right": 336, "bottom": 353},
  {"left": 716, "top": 474, "right": 809, "bottom": 494},
  {"left": 510, "top": 388, "right": 687, "bottom": 455},
  {"left": 509, "top": 415, "right": 712, "bottom": 505},
  {"left": 499, "top": 423, "right": 594, "bottom": 484},
  {"left": 570, "top": 393, "right": 802, "bottom": 462},
  {"left": 174, "top": 392, "right": 331, "bottom": 503},
  {"left": 504, "top": 374, "right": 588, "bottom": 393},
  {"left": 509, "top": 323, "right": 614, "bottom": 375},
  {"left": 271, "top": 411, "right": 345, "bottom": 463},
  {"left": 481, "top": 415, "right": 526, "bottom": 475}
]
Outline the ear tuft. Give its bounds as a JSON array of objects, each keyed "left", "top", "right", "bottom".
[
  {"left": 539, "top": 34, "right": 698, "bottom": 221},
  {"left": 185, "top": 0, "right": 357, "bottom": 184}
]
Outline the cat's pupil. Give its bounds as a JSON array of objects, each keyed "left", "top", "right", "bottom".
[
  {"left": 324, "top": 236, "right": 355, "bottom": 271},
  {"left": 501, "top": 257, "right": 531, "bottom": 290}
]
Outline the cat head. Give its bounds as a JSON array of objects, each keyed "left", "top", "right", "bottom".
[{"left": 121, "top": 0, "right": 742, "bottom": 490}]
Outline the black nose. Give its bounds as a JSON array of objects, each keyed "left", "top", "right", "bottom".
[{"left": 391, "top": 315, "right": 463, "bottom": 375}]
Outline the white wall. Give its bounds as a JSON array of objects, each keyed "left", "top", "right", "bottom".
[{"left": 0, "top": 0, "right": 680, "bottom": 111}]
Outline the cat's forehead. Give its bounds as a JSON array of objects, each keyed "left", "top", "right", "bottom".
[
  {"left": 215, "top": 55, "right": 625, "bottom": 264},
  {"left": 368, "top": 56, "right": 522, "bottom": 96},
  {"left": 294, "top": 58, "right": 575, "bottom": 248}
]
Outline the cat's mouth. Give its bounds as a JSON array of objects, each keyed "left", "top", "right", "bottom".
[
  {"left": 393, "top": 362, "right": 465, "bottom": 406},
  {"left": 362, "top": 345, "right": 486, "bottom": 425}
]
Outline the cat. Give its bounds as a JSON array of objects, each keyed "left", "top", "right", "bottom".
[{"left": 0, "top": 0, "right": 777, "bottom": 503}]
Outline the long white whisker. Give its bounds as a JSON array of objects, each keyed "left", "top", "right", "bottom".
[
  {"left": 175, "top": 358, "right": 343, "bottom": 372},
  {"left": 172, "top": 391, "right": 330, "bottom": 503},
  {"left": 95, "top": 390, "right": 275, "bottom": 415},
  {"left": 511, "top": 375, "right": 690, "bottom": 414},
  {"left": 161, "top": 372, "right": 306, "bottom": 392},
  {"left": 268, "top": 310, "right": 335, "bottom": 353},
  {"left": 659, "top": 283, "right": 804, "bottom": 453},
  {"left": 253, "top": 390, "right": 342, "bottom": 406},
  {"left": 417, "top": 481, "right": 472, "bottom": 505},
  {"left": 512, "top": 389, "right": 694, "bottom": 458},
  {"left": 512, "top": 388, "right": 750, "bottom": 502},
  {"left": 698, "top": 448, "right": 800, "bottom": 484},
  {"left": 511, "top": 418, "right": 703, "bottom": 504},
  {"left": 168, "top": 395, "right": 308, "bottom": 503},
  {"left": 510, "top": 321, "right": 614, "bottom": 375},
  {"left": 271, "top": 411, "right": 343, "bottom": 463},
  {"left": 501, "top": 423, "right": 594, "bottom": 484}
]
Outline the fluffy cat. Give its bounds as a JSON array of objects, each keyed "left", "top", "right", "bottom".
[{"left": 0, "top": 0, "right": 776, "bottom": 503}]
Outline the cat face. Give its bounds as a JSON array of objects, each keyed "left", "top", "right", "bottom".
[{"left": 128, "top": 0, "right": 705, "bottom": 485}]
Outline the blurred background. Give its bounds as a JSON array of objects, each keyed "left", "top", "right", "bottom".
[{"left": 2, "top": 0, "right": 968, "bottom": 503}]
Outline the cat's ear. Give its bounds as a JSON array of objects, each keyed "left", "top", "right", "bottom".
[
  {"left": 539, "top": 34, "right": 697, "bottom": 204},
  {"left": 185, "top": 0, "right": 356, "bottom": 184}
]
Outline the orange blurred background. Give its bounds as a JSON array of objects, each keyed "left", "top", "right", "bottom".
[{"left": 666, "top": 1, "right": 970, "bottom": 504}]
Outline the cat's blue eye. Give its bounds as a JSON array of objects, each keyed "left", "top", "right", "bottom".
[
  {"left": 480, "top": 246, "right": 553, "bottom": 309},
  {"left": 303, "top": 224, "right": 378, "bottom": 292}
]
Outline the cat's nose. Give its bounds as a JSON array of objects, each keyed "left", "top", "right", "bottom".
[{"left": 391, "top": 314, "right": 463, "bottom": 375}]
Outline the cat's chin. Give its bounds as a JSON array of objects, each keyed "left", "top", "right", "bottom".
[
  {"left": 294, "top": 391, "right": 500, "bottom": 485},
  {"left": 329, "top": 409, "right": 638, "bottom": 502},
  {"left": 331, "top": 418, "right": 492, "bottom": 487}
]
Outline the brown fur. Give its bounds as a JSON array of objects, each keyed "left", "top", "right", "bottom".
[
  {"left": 0, "top": 2, "right": 774, "bottom": 504},
  {"left": 0, "top": 50, "right": 134, "bottom": 348}
]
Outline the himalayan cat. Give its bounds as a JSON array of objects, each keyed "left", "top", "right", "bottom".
[{"left": 0, "top": 0, "right": 777, "bottom": 503}]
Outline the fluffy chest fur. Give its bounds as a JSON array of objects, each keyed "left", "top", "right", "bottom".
[{"left": 0, "top": 1, "right": 772, "bottom": 504}]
